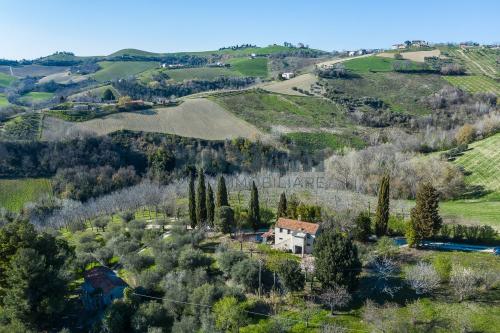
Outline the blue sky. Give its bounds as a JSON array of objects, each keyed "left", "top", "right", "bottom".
[{"left": 1, "top": 0, "right": 499, "bottom": 59}]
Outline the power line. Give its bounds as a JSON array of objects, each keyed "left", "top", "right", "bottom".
[{"left": 132, "top": 292, "right": 369, "bottom": 332}]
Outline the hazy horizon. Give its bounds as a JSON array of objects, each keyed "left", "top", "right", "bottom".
[{"left": 1, "top": 0, "right": 499, "bottom": 60}]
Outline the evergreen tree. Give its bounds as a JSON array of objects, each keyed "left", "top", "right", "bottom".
[
  {"left": 215, "top": 206, "right": 235, "bottom": 234},
  {"left": 375, "top": 174, "right": 390, "bottom": 236},
  {"left": 206, "top": 183, "right": 215, "bottom": 227},
  {"left": 248, "top": 181, "right": 260, "bottom": 231},
  {"left": 277, "top": 192, "right": 287, "bottom": 218},
  {"left": 408, "top": 182, "right": 443, "bottom": 247},
  {"left": 314, "top": 227, "right": 361, "bottom": 291},
  {"left": 216, "top": 175, "right": 229, "bottom": 207},
  {"left": 286, "top": 194, "right": 299, "bottom": 219},
  {"left": 102, "top": 88, "right": 116, "bottom": 101},
  {"left": 196, "top": 169, "right": 207, "bottom": 224},
  {"left": 188, "top": 173, "right": 197, "bottom": 228}
]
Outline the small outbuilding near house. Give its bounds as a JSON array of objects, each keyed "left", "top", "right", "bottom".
[{"left": 81, "top": 266, "right": 127, "bottom": 310}]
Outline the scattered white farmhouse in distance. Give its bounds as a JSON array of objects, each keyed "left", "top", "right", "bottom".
[
  {"left": 274, "top": 218, "right": 320, "bottom": 256},
  {"left": 281, "top": 72, "right": 295, "bottom": 80}
]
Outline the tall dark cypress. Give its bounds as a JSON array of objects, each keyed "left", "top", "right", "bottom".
[
  {"left": 216, "top": 175, "right": 229, "bottom": 207},
  {"left": 248, "top": 181, "right": 260, "bottom": 231},
  {"left": 277, "top": 192, "right": 287, "bottom": 218},
  {"left": 375, "top": 174, "right": 390, "bottom": 237},
  {"left": 188, "top": 173, "right": 197, "bottom": 228},
  {"left": 206, "top": 183, "right": 215, "bottom": 227},
  {"left": 409, "top": 182, "right": 442, "bottom": 246},
  {"left": 196, "top": 169, "right": 207, "bottom": 224}
]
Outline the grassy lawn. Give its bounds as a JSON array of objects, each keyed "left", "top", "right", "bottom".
[
  {"left": 440, "top": 192, "right": 500, "bottom": 228},
  {"left": 285, "top": 132, "right": 366, "bottom": 152},
  {"left": 227, "top": 57, "right": 268, "bottom": 77},
  {"left": 442, "top": 75, "right": 500, "bottom": 94},
  {"left": 0, "top": 72, "right": 16, "bottom": 88},
  {"left": 0, "top": 93, "right": 9, "bottom": 106},
  {"left": 18, "top": 91, "right": 54, "bottom": 104},
  {"left": 212, "top": 89, "right": 348, "bottom": 131},
  {"left": 93, "top": 61, "right": 158, "bottom": 82},
  {"left": 0, "top": 178, "right": 53, "bottom": 211}
]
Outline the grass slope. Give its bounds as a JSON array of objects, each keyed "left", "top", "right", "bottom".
[
  {"left": 453, "top": 133, "right": 500, "bottom": 192},
  {"left": 285, "top": 132, "right": 366, "bottom": 152},
  {"left": 227, "top": 57, "right": 268, "bottom": 77},
  {"left": 18, "top": 92, "right": 54, "bottom": 104},
  {"left": 0, "top": 178, "right": 53, "bottom": 211},
  {"left": 93, "top": 61, "right": 158, "bottom": 82},
  {"left": 440, "top": 192, "right": 500, "bottom": 227},
  {"left": 141, "top": 67, "right": 243, "bottom": 83},
  {"left": 443, "top": 75, "right": 500, "bottom": 94},
  {"left": 212, "top": 90, "right": 347, "bottom": 131},
  {"left": 344, "top": 56, "right": 396, "bottom": 72},
  {"left": 1, "top": 113, "right": 43, "bottom": 140},
  {"left": 0, "top": 93, "right": 9, "bottom": 107},
  {"left": 0, "top": 72, "right": 16, "bottom": 87}
]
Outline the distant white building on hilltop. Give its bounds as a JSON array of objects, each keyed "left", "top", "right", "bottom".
[{"left": 281, "top": 72, "right": 295, "bottom": 80}]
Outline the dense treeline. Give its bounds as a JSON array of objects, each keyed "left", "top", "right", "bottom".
[{"left": 113, "top": 77, "right": 255, "bottom": 100}]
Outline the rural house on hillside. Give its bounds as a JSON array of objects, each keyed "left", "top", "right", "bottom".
[
  {"left": 274, "top": 218, "right": 320, "bottom": 256},
  {"left": 81, "top": 266, "right": 127, "bottom": 310}
]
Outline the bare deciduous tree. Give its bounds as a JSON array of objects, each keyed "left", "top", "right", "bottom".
[
  {"left": 450, "top": 266, "right": 479, "bottom": 302},
  {"left": 320, "top": 284, "right": 351, "bottom": 315},
  {"left": 405, "top": 262, "right": 440, "bottom": 295}
]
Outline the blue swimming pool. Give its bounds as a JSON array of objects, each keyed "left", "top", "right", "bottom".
[{"left": 392, "top": 237, "right": 499, "bottom": 255}]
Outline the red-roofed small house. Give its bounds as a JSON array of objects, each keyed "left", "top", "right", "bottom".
[
  {"left": 81, "top": 266, "right": 127, "bottom": 310},
  {"left": 274, "top": 218, "right": 320, "bottom": 256}
]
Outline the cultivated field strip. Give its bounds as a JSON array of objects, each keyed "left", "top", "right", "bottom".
[
  {"left": 43, "top": 98, "right": 263, "bottom": 140},
  {"left": 443, "top": 75, "right": 500, "bottom": 94}
]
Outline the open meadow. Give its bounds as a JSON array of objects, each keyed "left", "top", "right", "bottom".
[
  {"left": 0, "top": 178, "right": 53, "bottom": 211},
  {"left": 93, "top": 61, "right": 158, "bottom": 82}
]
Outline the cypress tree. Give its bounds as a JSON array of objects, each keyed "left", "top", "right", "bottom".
[
  {"left": 206, "top": 183, "right": 215, "bottom": 227},
  {"left": 277, "top": 192, "right": 287, "bottom": 218},
  {"left": 408, "top": 182, "right": 442, "bottom": 246},
  {"left": 188, "top": 173, "right": 197, "bottom": 228},
  {"left": 375, "top": 174, "right": 390, "bottom": 236},
  {"left": 216, "top": 175, "right": 229, "bottom": 207},
  {"left": 196, "top": 169, "right": 207, "bottom": 225},
  {"left": 314, "top": 227, "right": 361, "bottom": 291},
  {"left": 248, "top": 181, "right": 260, "bottom": 231}
]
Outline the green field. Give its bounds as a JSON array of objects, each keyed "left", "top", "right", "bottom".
[
  {"left": 285, "top": 132, "right": 366, "bottom": 152},
  {"left": 440, "top": 192, "right": 500, "bottom": 228},
  {"left": 453, "top": 133, "right": 500, "bottom": 192},
  {"left": 436, "top": 134, "right": 500, "bottom": 228},
  {"left": 93, "top": 61, "right": 158, "bottom": 82},
  {"left": 18, "top": 91, "right": 54, "bottom": 104},
  {"left": 0, "top": 72, "right": 16, "bottom": 88},
  {"left": 142, "top": 67, "right": 243, "bottom": 83},
  {"left": 442, "top": 75, "right": 500, "bottom": 94},
  {"left": 0, "top": 178, "right": 53, "bottom": 211},
  {"left": 212, "top": 90, "right": 347, "bottom": 131},
  {"left": 343, "top": 56, "right": 396, "bottom": 72},
  {"left": 0, "top": 93, "right": 9, "bottom": 106},
  {"left": 226, "top": 57, "right": 268, "bottom": 77}
]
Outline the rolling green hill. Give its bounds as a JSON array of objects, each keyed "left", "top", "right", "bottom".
[
  {"left": 93, "top": 61, "right": 158, "bottom": 82},
  {"left": 0, "top": 93, "right": 9, "bottom": 107}
]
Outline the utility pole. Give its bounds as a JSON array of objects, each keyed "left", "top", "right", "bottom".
[{"left": 258, "top": 259, "right": 262, "bottom": 298}]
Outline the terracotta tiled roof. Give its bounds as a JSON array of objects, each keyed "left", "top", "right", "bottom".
[
  {"left": 276, "top": 218, "right": 320, "bottom": 235},
  {"left": 84, "top": 266, "right": 126, "bottom": 294}
]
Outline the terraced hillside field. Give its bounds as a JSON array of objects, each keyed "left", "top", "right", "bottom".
[
  {"left": 0, "top": 65, "right": 69, "bottom": 78},
  {"left": 262, "top": 73, "right": 318, "bottom": 96},
  {"left": 38, "top": 71, "right": 88, "bottom": 84},
  {"left": 443, "top": 75, "right": 500, "bottom": 95},
  {"left": 42, "top": 98, "right": 262, "bottom": 140},
  {"left": 68, "top": 85, "right": 121, "bottom": 101},
  {"left": 444, "top": 48, "right": 499, "bottom": 79},
  {"left": 0, "top": 178, "right": 53, "bottom": 211},
  {"left": 452, "top": 133, "right": 500, "bottom": 192},
  {"left": 93, "top": 61, "right": 158, "bottom": 82}
]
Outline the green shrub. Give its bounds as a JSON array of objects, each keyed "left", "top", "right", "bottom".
[
  {"left": 388, "top": 215, "right": 406, "bottom": 236},
  {"left": 432, "top": 255, "right": 453, "bottom": 282}
]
